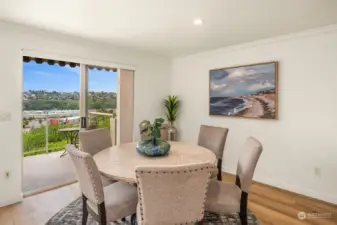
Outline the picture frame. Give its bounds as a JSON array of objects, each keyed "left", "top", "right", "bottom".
[{"left": 209, "top": 61, "right": 278, "bottom": 119}]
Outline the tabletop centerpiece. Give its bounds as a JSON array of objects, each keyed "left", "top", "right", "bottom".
[{"left": 137, "top": 118, "right": 171, "bottom": 156}]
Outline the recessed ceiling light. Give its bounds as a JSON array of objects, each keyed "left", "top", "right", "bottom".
[{"left": 194, "top": 18, "right": 203, "bottom": 25}]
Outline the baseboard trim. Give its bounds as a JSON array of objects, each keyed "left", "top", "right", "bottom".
[
  {"left": 222, "top": 167, "right": 337, "bottom": 205},
  {"left": 0, "top": 193, "right": 23, "bottom": 207}
]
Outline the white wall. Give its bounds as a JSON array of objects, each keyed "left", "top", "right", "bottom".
[
  {"left": 171, "top": 26, "right": 337, "bottom": 204},
  {"left": 0, "top": 22, "right": 171, "bottom": 206}
]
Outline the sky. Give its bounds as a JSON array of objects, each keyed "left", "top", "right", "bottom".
[
  {"left": 23, "top": 61, "right": 118, "bottom": 92},
  {"left": 210, "top": 63, "right": 276, "bottom": 97}
]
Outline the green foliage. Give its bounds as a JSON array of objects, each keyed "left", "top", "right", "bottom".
[
  {"left": 23, "top": 123, "right": 78, "bottom": 156},
  {"left": 164, "top": 95, "right": 180, "bottom": 122},
  {"left": 88, "top": 91, "right": 116, "bottom": 110},
  {"left": 23, "top": 119, "right": 29, "bottom": 128},
  {"left": 88, "top": 109, "right": 115, "bottom": 130},
  {"left": 140, "top": 118, "right": 165, "bottom": 139},
  {"left": 23, "top": 90, "right": 117, "bottom": 110},
  {"left": 24, "top": 140, "right": 68, "bottom": 157},
  {"left": 89, "top": 115, "right": 111, "bottom": 130},
  {"left": 23, "top": 118, "right": 111, "bottom": 157},
  {"left": 22, "top": 90, "right": 116, "bottom": 156},
  {"left": 23, "top": 100, "right": 79, "bottom": 110}
]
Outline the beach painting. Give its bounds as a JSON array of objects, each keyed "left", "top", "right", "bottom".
[{"left": 209, "top": 62, "right": 278, "bottom": 119}]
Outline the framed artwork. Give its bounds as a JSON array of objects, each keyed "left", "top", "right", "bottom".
[{"left": 209, "top": 61, "right": 278, "bottom": 119}]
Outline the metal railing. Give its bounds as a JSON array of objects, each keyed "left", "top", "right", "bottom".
[
  {"left": 23, "top": 111, "right": 80, "bottom": 156},
  {"left": 23, "top": 111, "right": 117, "bottom": 156},
  {"left": 88, "top": 112, "right": 116, "bottom": 146}
]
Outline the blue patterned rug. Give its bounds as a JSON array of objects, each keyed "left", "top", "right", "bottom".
[{"left": 46, "top": 198, "right": 260, "bottom": 225}]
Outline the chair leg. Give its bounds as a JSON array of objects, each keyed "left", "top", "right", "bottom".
[
  {"left": 98, "top": 202, "right": 107, "bottom": 225},
  {"left": 82, "top": 195, "right": 88, "bottom": 225},
  {"left": 217, "top": 159, "right": 222, "bottom": 181},
  {"left": 239, "top": 211, "right": 247, "bottom": 225},
  {"left": 131, "top": 213, "right": 136, "bottom": 225},
  {"left": 239, "top": 191, "right": 248, "bottom": 225}
]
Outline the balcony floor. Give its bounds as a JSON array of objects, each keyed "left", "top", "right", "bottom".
[{"left": 23, "top": 151, "right": 77, "bottom": 194}]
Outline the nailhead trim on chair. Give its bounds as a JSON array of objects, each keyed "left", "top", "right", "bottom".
[
  {"left": 86, "top": 159, "right": 101, "bottom": 204},
  {"left": 135, "top": 166, "right": 215, "bottom": 225}
]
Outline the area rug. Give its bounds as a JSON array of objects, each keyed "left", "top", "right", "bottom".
[{"left": 46, "top": 198, "right": 260, "bottom": 225}]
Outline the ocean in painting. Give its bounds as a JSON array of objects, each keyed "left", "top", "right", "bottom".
[{"left": 210, "top": 97, "right": 248, "bottom": 116}]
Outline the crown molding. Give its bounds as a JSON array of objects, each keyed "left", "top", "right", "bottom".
[{"left": 176, "top": 24, "right": 337, "bottom": 59}]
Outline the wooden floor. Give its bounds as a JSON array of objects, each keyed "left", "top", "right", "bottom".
[
  {"left": 222, "top": 173, "right": 337, "bottom": 225},
  {"left": 0, "top": 184, "right": 80, "bottom": 225},
  {"left": 0, "top": 173, "right": 336, "bottom": 225}
]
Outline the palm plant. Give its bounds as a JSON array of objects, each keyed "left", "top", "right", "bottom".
[{"left": 164, "top": 95, "right": 180, "bottom": 125}]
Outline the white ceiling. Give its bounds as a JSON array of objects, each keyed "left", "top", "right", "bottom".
[{"left": 1, "top": 0, "right": 337, "bottom": 57}]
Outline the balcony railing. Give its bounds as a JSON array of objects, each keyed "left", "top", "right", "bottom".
[
  {"left": 88, "top": 111, "right": 116, "bottom": 146},
  {"left": 23, "top": 110, "right": 116, "bottom": 157}
]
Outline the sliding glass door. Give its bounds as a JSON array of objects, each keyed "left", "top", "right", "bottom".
[
  {"left": 22, "top": 59, "right": 80, "bottom": 157},
  {"left": 85, "top": 66, "right": 118, "bottom": 145},
  {"left": 22, "top": 58, "right": 81, "bottom": 194},
  {"left": 22, "top": 57, "right": 119, "bottom": 194},
  {"left": 22, "top": 55, "right": 135, "bottom": 195}
]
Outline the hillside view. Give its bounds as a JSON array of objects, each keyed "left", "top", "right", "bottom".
[
  {"left": 23, "top": 90, "right": 117, "bottom": 110},
  {"left": 23, "top": 61, "right": 118, "bottom": 156}
]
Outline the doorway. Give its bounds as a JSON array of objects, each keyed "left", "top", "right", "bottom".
[{"left": 22, "top": 56, "right": 119, "bottom": 195}]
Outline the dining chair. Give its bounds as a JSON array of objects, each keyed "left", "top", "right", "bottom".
[
  {"left": 67, "top": 145, "right": 138, "bottom": 225},
  {"left": 79, "top": 128, "right": 115, "bottom": 186},
  {"left": 135, "top": 163, "right": 217, "bottom": 225},
  {"left": 205, "top": 137, "right": 263, "bottom": 225},
  {"left": 79, "top": 128, "right": 112, "bottom": 155},
  {"left": 198, "top": 125, "right": 229, "bottom": 181}
]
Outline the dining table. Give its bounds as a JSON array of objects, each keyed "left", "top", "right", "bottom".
[{"left": 93, "top": 141, "right": 217, "bottom": 183}]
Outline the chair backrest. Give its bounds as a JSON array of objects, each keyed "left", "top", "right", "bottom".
[
  {"left": 67, "top": 144, "right": 104, "bottom": 204},
  {"left": 198, "top": 125, "right": 229, "bottom": 159},
  {"left": 79, "top": 128, "right": 112, "bottom": 155},
  {"left": 136, "top": 163, "right": 217, "bottom": 225},
  {"left": 236, "top": 137, "right": 263, "bottom": 193}
]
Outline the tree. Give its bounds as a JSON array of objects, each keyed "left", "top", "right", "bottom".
[{"left": 23, "top": 119, "right": 29, "bottom": 128}]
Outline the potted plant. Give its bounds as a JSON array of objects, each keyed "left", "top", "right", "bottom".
[
  {"left": 137, "top": 118, "right": 171, "bottom": 156},
  {"left": 164, "top": 95, "right": 180, "bottom": 141}
]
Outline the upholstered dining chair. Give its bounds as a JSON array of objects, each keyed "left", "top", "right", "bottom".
[
  {"left": 79, "top": 128, "right": 115, "bottom": 187},
  {"left": 198, "top": 125, "right": 229, "bottom": 181},
  {"left": 205, "top": 137, "right": 263, "bottom": 225},
  {"left": 67, "top": 145, "right": 138, "bottom": 225},
  {"left": 135, "top": 163, "right": 217, "bottom": 225},
  {"left": 79, "top": 128, "right": 112, "bottom": 155}
]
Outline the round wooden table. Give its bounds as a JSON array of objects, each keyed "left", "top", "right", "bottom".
[{"left": 93, "top": 142, "right": 217, "bottom": 183}]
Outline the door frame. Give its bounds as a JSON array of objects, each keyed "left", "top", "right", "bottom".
[{"left": 21, "top": 49, "right": 135, "bottom": 196}]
